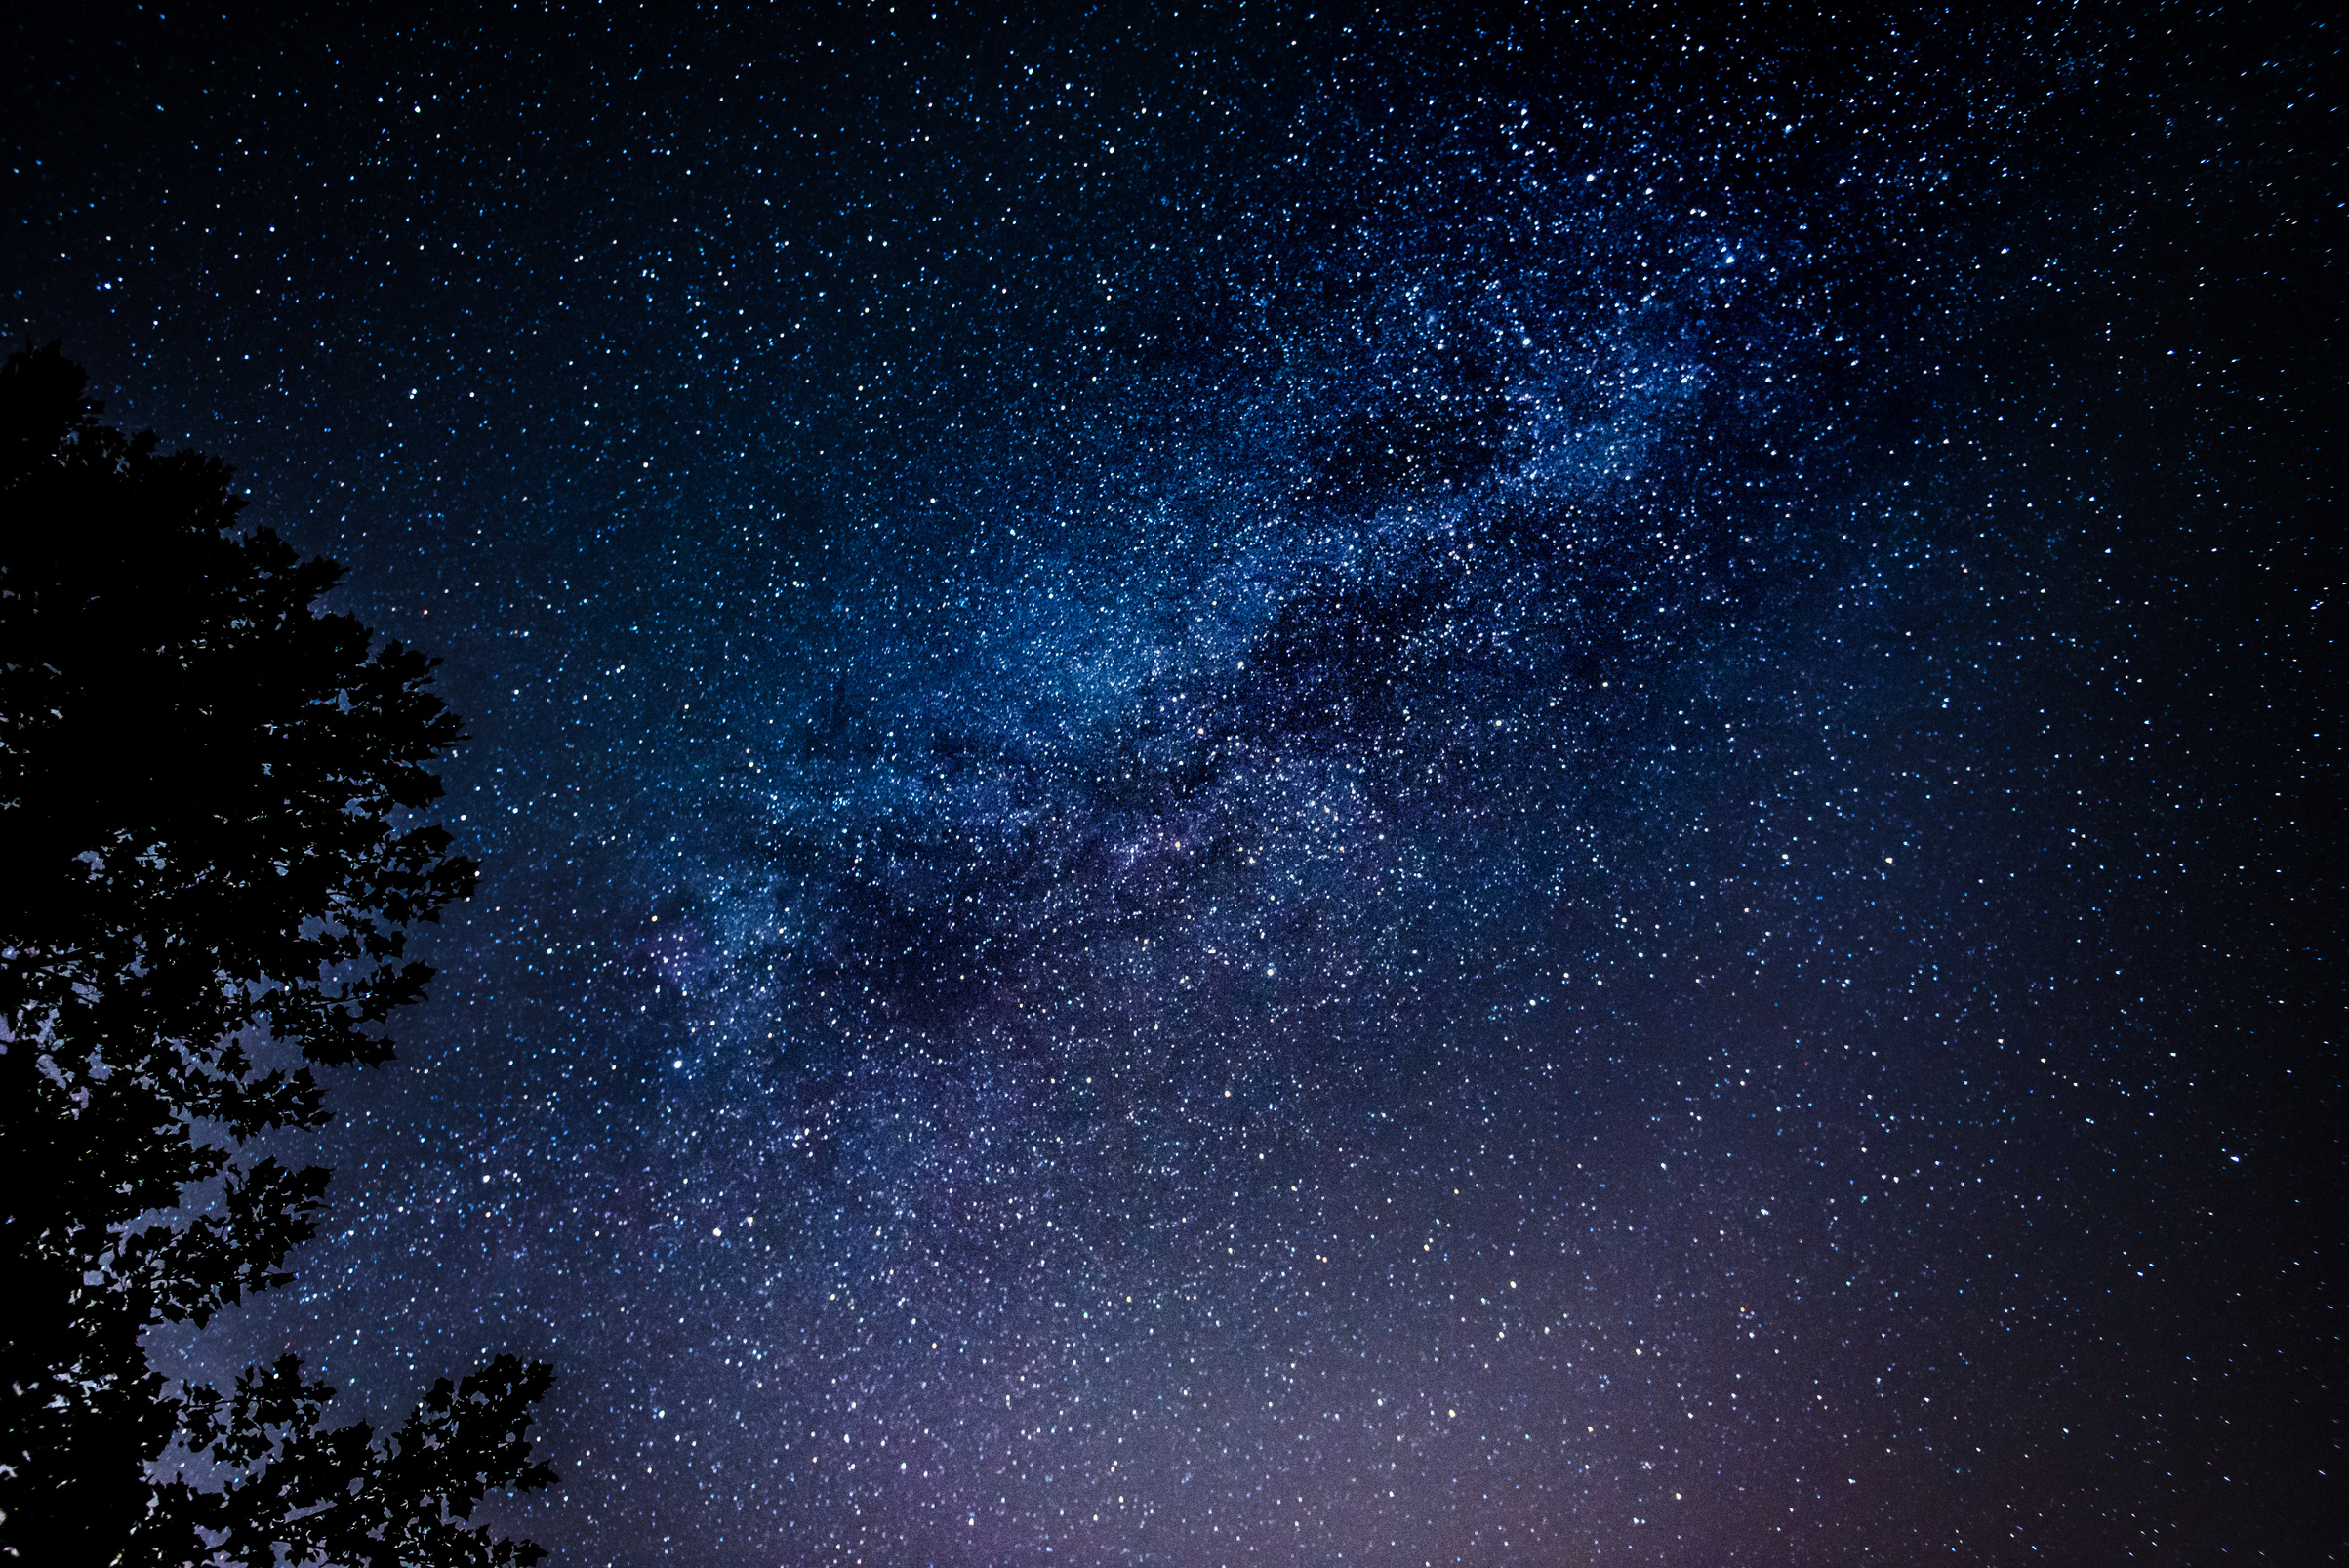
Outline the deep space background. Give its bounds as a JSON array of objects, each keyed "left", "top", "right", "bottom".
[{"left": 5, "top": 3, "right": 2336, "bottom": 1562}]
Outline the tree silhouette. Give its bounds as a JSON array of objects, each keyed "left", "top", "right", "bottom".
[{"left": 0, "top": 342, "right": 557, "bottom": 1564}]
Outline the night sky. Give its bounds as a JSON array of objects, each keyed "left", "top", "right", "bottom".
[{"left": 6, "top": 4, "right": 2335, "bottom": 1563}]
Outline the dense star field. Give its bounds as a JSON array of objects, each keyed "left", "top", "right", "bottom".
[{"left": 6, "top": 5, "right": 2333, "bottom": 1562}]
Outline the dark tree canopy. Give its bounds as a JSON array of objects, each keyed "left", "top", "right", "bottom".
[{"left": 0, "top": 342, "right": 556, "bottom": 1564}]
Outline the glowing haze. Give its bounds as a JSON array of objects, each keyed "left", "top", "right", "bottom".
[{"left": 6, "top": 5, "right": 2329, "bottom": 1561}]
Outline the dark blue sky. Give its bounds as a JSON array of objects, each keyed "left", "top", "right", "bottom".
[{"left": 7, "top": 4, "right": 2332, "bottom": 1562}]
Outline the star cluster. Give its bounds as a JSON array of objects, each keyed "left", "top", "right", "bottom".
[{"left": 6, "top": 5, "right": 2331, "bottom": 1562}]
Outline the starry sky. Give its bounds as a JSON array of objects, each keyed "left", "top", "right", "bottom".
[{"left": 6, "top": 4, "right": 2335, "bottom": 1563}]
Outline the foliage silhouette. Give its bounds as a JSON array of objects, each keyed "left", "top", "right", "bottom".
[{"left": 0, "top": 342, "right": 556, "bottom": 1564}]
